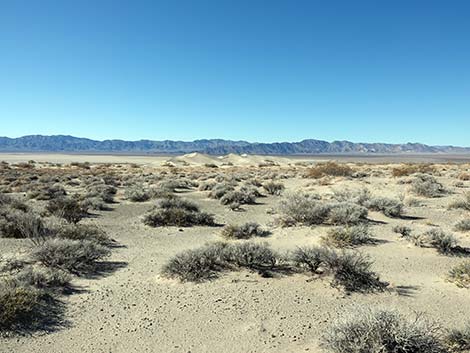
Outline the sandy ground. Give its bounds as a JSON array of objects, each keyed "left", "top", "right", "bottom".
[{"left": 1, "top": 153, "right": 470, "bottom": 353}]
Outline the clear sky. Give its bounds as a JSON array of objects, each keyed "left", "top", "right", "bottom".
[{"left": 1, "top": 1, "right": 469, "bottom": 145}]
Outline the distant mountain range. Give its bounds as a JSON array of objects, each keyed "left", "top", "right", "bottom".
[{"left": 0, "top": 135, "right": 469, "bottom": 155}]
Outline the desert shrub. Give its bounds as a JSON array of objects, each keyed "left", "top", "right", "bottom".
[
  {"left": 31, "top": 238, "right": 110, "bottom": 274},
  {"left": 52, "top": 223, "right": 112, "bottom": 246},
  {"left": 321, "top": 225, "right": 374, "bottom": 248},
  {"left": 155, "top": 197, "right": 199, "bottom": 212},
  {"left": 0, "top": 194, "right": 28, "bottom": 211},
  {"left": 0, "top": 207, "right": 46, "bottom": 244},
  {"left": 323, "top": 308, "right": 446, "bottom": 353},
  {"left": 0, "top": 282, "right": 43, "bottom": 333},
  {"left": 124, "top": 185, "right": 150, "bottom": 202},
  {"left": 409, "top": 228, "right": 461, "bottom": 255},
  {"left": 328, "top": 203, "right": 368, "bottom": 225},
  {"left": 85, "top": 184, "right": 116, "bottom": 203},
  {"left": 446, "top": 323, "right": 470, "bottom": 351},
  {"left": 458, "top": 173, "right": 470, "bottom": 181},
  {"left": 161, "top": 242, "right": 279, "bottom": 282},
  {"left": 221, "top": 222, "right": 269, "bottom": 239},
  {"left": 143, "top": 198, "right": 215, "bottom": 227},
  {"left": 278, "top": 193, "right": 330, "bottom": 225},
  {"left": 333, "top": 188, "right": 371, "bottom": 206},
  {"left": 262, "top": 181, "right": 285, "bottom": 195},
  {"left": 222, "top": 242, "right": 278, "bottom": 269},
  {"left": 324, "top": 251, "right": 386, "bottom": 292},
  {"left": 220, "top": 190, "right": 256, "bottom": 206},
  {"left": 411, "top": 174, "right": 446, "bottom": 197},
  {"left": 12, "top": 266, "right": 71, "bottom": 291},
  {"left": 449, "top": 192, "right": 470, "bottom": 211},
  {"left": 307, "top": 162, "right": 353, "bottom": 179},
  {"left": 209, "top": 183, "right": 235, "bottom": 199},
  {"left": 80, "top": 196, "right": 109, "bottom": 211},
  {"left": 393, "top": 225, "right": 412, "bottom": 238},
  {"left": 455, "top": 219, "right": 470, "bottom": 232},
  {"left": 198, "top": 181, "right": 216, "bottom": 191},
  {"left": 27, "top": 184, "right": 66, "bottom": 200},
  {"left": 46, "top": 197, "right": 87, "bottom": 223},
  {"left": 392, "top": 163, "right": 435, "bottom": 177},
  {"left": 365, "top": 197, "right": 404, "bottom": 217},
  {"left": 290, "top": 246, "right": 333, "bottom": 273},
  {"left": 161, "top": 243, "right": 228, "bottom": 282},
  {"left": 424, "top": 228, "right": 458, "bottom": 254},
  {"left": 448, "top": 261, "right": 470, "bottom": 288}
]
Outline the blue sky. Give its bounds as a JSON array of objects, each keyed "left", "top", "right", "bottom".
[{"left": 1, "top": 0, "right": 469, "bottom": 145}]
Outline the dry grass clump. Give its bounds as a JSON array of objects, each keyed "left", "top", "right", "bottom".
[
  {"left": 446, "top": 323, "right": 470, "bottom": 351},
  {"left": 220, "top": 189, "right": 257, "bottom": 207},
  {"left": 31, "top": 238, "right": 111, "bottom": 274},
  {"left": 0, "top": 208, "right": 45, "bottom": 240},
  {"left": 449, "top": 192, "right": 470, "bottom": 211},
  {"left": 11, "top": 266, "right": 71, "bottom": 292},
  {"left": 143, "top": 197, "right": 215, "bottom": 227},
  {"left": 52, "top": 223, "right": 112, "bottom": 246},
  {"left": 291, "top": 246, "right": 386, "bottom": 292},
  {"left": 411, "top": 174, "right": 446, "bottom": 197},
  {"left": 221, "top": 222, "right": 269, "bottom": 239},
  {"left": 306, "top": 162, "right": 353, "bottom": 179},
  {"left": 448, "top": 261, "right": 470, "bottom": 288},
  {"left": 46, "top": 197, "right": 88, "bottom": 223},
  {"left": 321, "top": 225, "right": 374, "bottom": 248},
  {"left": 455, "top": 219, "right": 470, "bottom": 232},
  {"left": 392, "top": 163, "right": 435, "bottom": 177},
  {"left": 322, "top": 308, "right": 447, "bottom": 353},
  {"left": 262, "top": 181, "right": 285, "bottom": 195},
  {"left": 328, "top": 202, "right": 368, "bottom": 225},
  {"left": 161, "top": 242, "right": 279, "bottom": 282}
]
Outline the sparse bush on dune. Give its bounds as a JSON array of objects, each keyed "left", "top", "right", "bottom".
[
  {"left": 220, "top": 189, "right": 256, "bottom": 206},
  {"left": 209, "top": 183, "right": 235, "bottom": 199},
  {"left": 448, "top": 261, "right": 470, "bottom": 288},
  {"left": 198, "top": 181, "right": 216, "bottom": 191},
  {"left": 51, "top": 222, "right": 112, "bottom": 246},
  {"left": 328, "top": 202, "right": 368, "bottom": 225},
  {"left": 290, "top": 246, "right": 333, "bottom": 274},
  {"left": 0, "top": 281, "right": 44, "bottom": 333},
  {"left": 455, "top": 219, "right": 470, "bottom": 232},
  {"left": 143, "top": 197, "right": 215, "bottom": 227},
  {"left": 392, "top": 163, "right": 435, "bottom": 177},
  {"left": 322, "top": 308, "right": 447, "bottom": 353},
  {"left": 0, "top": 208, "right": 46, "bottom": 240},
  {"left": 27, "top": 183, "right": 66, "bottom": 200},
  {"left": 449, "top": 192, "right": 470, "bottom": 211},
  {"left": 46, "top": 196, "right": 87, "bottom": 224},
  {"left": 221, "top": 222, "right": 269, "bottom": 239},
  {"left": 321, "top": 225, "right": 374, "bottom": 248},
  {"left": 124, "top": 185, "right": 151, "bottom": 202},
  {"left": 161, "top": 242, "right": 279, "bottom": 282},
  {"left": 409, "top": 228, "right": 460, "bottom": 254},
  {"left": 306, "top": 162, "right": 353, "bottom": 179},
  {"left": 12, "top": 266, "right": 71, "bottom": 292},
  {"left": 31, "top": 238, "right": 110, "bottom": 274},
  {"left": 446, "top": 323, "right": 470, "bottom": 351},
  {"left": 365, "top": 197, "right": 404, "bottom": 217},
  {"left": 262, "top": 181, "right": 285, "bottom": 195},
  {"left": 393, "top": 225, "right": 412, "bottom": 238},
  {"left": 333, "top": 188, "right": 371, "bottom": 206},
  {"left": 411, "top": 174, "right": 446, "bottom": 197},
  {"left": 278, "top": 193, "right": 330, "bottom": 225}
]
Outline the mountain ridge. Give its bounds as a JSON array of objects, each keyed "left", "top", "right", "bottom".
[{"left": 0, "top": 135, "right": 469, "bottom": 155}]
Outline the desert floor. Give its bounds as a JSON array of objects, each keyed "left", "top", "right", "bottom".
[{"left": 1, "top": 153, "right": 470, "bottom": 353}]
